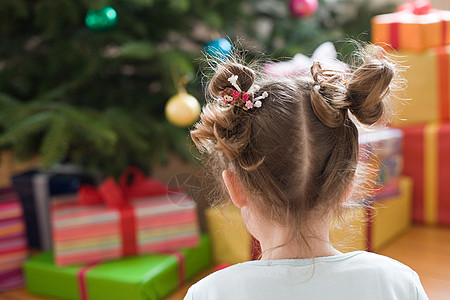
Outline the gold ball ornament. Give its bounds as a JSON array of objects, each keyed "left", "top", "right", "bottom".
[{"left": 165, "top": 92, "right": 201, "bottom": 127}]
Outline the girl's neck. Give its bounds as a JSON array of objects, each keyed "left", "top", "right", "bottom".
[
  {"left": 242, "top": 206, "right": 341, "bottom": 260},
  {"left": 259, "top": 233, "right": 341, "bottom": 260}
]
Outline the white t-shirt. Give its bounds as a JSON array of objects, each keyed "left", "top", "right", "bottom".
[{"left": 184, "top": 251, "right": 428, "bottom": 300}]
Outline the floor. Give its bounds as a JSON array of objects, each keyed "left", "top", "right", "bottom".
[
  {"left": 377, "top": 226, "right": 450, "bottom": 300},
  {"left": 1, "top": 225, "right": 449, "bottom": 300}
]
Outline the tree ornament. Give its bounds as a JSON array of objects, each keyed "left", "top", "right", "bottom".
[
  {"left": 85, "top": 6, "right": 118, "bottom": 31},
  {"left": 289, "top": 0, "right": 318, "bottom": 18},
  {"left": 204, "top": 38, "right": 232, "bottom": 59},
  {"left": 165, "top": 92, "right": 201, "bottom": 127}
]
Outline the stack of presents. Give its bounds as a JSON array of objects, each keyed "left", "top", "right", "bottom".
[
  {"left": 206, "top": 0, "right": 450, "bottom": 264},
  {"left": 0, "top": 1, "right": 449, "bottom": 298},
  {"left": 372, "top": 0, "right": 450, "bottom": 226},
  {"left": 0, "top": 166, "right": 210, "bottom": 299}
]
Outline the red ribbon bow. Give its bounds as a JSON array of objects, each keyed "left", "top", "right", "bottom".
[
  {"left": 397, "top": 0, "right": 432, "bottom": 15},
  {"left": 77, "top": 166, "right": 168, "bottom": 208}
]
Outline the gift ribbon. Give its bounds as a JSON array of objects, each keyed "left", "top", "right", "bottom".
[
  {"left": 436, "top": 47, "right": 449, "bottom": 121},
  {"left": 78, "top": 176, "right": 139, "bottom": 258},
  {"left": 389, "top": 21, "right": 400, "bottom": 50},
  {"left": 424, "top": 124, "right": 438, "bottom": 225},
  {"left": 443, "top": 19, "right": 448, "bottom": 46},
  {"left": 172, "top": 251, "right": 185, "bottom": 287},
  {"left": 119, "top": 205, "right": 137, "bottom": 256},
  {"left": 78, "top": 261, "right": 99, "bottom": 300},
  {"left": 438, "top": 124, "right": 450, "bottom": 225}
]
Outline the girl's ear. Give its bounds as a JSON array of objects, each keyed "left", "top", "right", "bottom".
[{"left": 222, "top": 170, "right": 247, "bottom": 208}]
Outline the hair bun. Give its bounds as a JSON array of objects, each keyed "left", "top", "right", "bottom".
[
  {"left": 347, "top": 46, "right": 395, "bottom": 125},
  {"left": 208, "top": 63, "right": 256, "bottom": 98},
  {"left": 310, "top": 61, "right": 349, "bottom": 128}
]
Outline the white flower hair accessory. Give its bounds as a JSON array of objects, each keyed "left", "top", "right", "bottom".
[
  {"left": 227, "top": 75, "right": 241, "bottom": 92},
  {"left": 218, "top": 75, "right": 268, "bottom": 111}
]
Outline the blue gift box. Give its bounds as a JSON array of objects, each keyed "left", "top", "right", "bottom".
[{"left": 12, "top": 168, "right": 94, "bottom": 249}]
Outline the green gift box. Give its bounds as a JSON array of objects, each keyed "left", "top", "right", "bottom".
[{"left": 24, "top": 235, "right": 211, "bottom": 300}]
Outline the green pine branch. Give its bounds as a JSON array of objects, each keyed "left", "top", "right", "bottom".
[
  {"left": 39, "top": 116, "right": 70, "bottom": 167},
  {"left": 0, "top": 111, "right": 54, "bottom": 146}
]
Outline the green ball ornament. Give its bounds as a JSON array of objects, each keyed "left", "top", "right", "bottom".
[
  {"left": 85, "top": 6, "right": 118, "bottom": 31},
  {"left": 165, "top": 92, "right": 201, "bottom": 127}
]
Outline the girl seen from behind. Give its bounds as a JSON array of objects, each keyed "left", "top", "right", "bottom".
[{"left": 186, "top": 44, "right": 429, "bottom": 300}]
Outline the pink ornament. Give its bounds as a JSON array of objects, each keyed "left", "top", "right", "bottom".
[
  {"left": 245, "top": 100, "right": 254, "bottom": 109},
  {"left": 232, "top": 90, "right": 240, "bottom": 99},
  {"left": 289, "top": 0, "right": 318, "bottom": 18},
  {"left": 242, "top": 93, "right": 249, "bottom": 101}
]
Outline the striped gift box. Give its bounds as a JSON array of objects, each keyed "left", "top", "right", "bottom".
[
  {"left": 52, "top": 193, "right": 200, "bottom": 266},
  {"left": 0, "top": 187, "right": 28, "bottom": 291}
]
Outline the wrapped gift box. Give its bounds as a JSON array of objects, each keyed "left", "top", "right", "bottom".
[
  {"left": 52, "top": 193, "right": 200, "bottom": 266},
  {"left": 372, "top": 6, "right": 450, "bottom": 52},
  {"left": 359, "top": 128, "right": 403, "bottom": 199},
  {"left": 400, "top": 123, "right": 450, "bottom": 225},
  {"left": 332, "top": 177, "right": 412, "bottom": 252},
  {"left": 205, "top": 205, "right": 253, "bottom": 264},
  {"left": 388, "top": 46, "right": 450, "bottom": 126},
  {"left": 206, "top": 177, "right": 412, "bottom": 264},
  {"left": 329, "top": 207, "right": 368, "bottom": 253},
  {"left": 12, "top": 169, "right": 94, "bottom": 249},
  {"left": 0, "top": 187, "right": 28, "bottom": 290},
  {"left": 24, "top": 235, "right": 211, "bottom": 300},
  {"left": 367, "top": 176, "right": 412, "bottom": 251}
]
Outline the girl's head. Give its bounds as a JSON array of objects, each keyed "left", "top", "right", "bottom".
[{"left": 191, "top": 45, "right": 396, "bottom": 239}]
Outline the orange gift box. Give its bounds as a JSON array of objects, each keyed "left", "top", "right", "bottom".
[
  {"left": 371, "top": 3, "right": 450, "bottom": 52},
  {"left": 400, "top": 123, "right": 450, "bottom": 225}
]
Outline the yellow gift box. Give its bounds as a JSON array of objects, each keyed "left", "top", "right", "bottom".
[
  {"left": 205, "top": 205, "right": 253, "bottom": 264},
  {"left": 206, "top": 177, "right": 412, "bottom": 263},
  {"left": 391, "top": 46, "right": 450, "bottom": 126},
  {"left": 368, "top": 176, "right": 412, "bottom": 251},
  {"left": 372, "top": 9, "right": 450, "bottom": 52},
  {"left": 331, "top": 177, "right": 412, "bottom": 252},
  {"left": 329, "top": 207, "right": 368, "bottom": 252}
]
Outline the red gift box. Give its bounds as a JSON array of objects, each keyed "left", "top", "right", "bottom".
[{"left": 400, "top": 123, "right": 450, "bottom": 225}]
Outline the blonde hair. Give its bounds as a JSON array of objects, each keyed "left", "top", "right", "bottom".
[{"left": 191, "top": 44, "right": 397, "bottom": 241}]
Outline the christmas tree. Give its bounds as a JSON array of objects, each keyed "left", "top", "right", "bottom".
[{"left": 0, "top": 0, "right": 396, "bottom": 177}]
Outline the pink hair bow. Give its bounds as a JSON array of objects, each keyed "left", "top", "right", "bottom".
[{"left": 263, "top": 42, "right": 349, "bottom": 78}]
